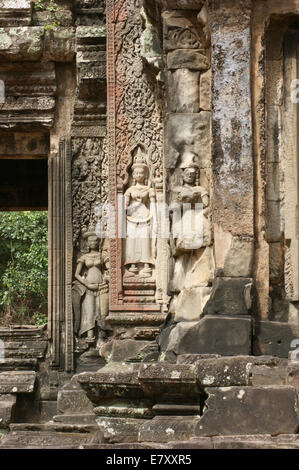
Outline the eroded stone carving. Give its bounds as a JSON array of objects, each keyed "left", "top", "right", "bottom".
[
  {"left": 171, "top": 162, "right": 209, "bottom": 253},
  {"left": 107, "top": 0, "right": 165, "bottom": 319},
  {"left": 72, "top": 137, "right": 108, "bottom": 247},
  {"left": 72, "top": 230, "right": 109, "bottom": 349},
  {"left": 124, "top": 147, "right": 157, "bottom": 279}
]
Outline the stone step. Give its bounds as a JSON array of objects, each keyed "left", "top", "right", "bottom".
[
  {"left": 53, "top": 413, "right": 97, "bottom": 425},
  {"left": 0, "top": 421, "right": 101, "bottom": 448},
  {"left": 9, "top": 422, "right": 98, "bottom": 433},
  {"left": 0, "top": 431, "right": 94, "bottom": 448}
]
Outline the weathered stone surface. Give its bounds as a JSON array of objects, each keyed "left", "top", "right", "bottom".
[
  {"left": 196, "top": 386, "right": 299, "bottom": 436},
  {"left": 170, "top": 247, "right": 214, "bottom": 292},
  {"left": 39, "top": 401, "right": 57, "bottom": 423},
  {"left": 196, "top": 356, "right": 252, "bottom": 387},
  {"left": 0, "top": 428, "right": 95, "bottom": 448},
  {"left": 0, "top": 371, "right": 36, "bottom": 394},
  {"left": 211, "top": 435, "right": 282, "bottom": 450},
  {"left": 253, "top": 321, "right": 299, "bottom": 358},
  {"left": 138, "top": 416, "right": 200, "bottom": 443},
  {"left": 287, "top": 363, "right": 299, "bottom": 389},
  {"left": 177, "top": 354, "right": 221, "bottom": 364},
  {"left": 139, "top": 363, "right": 200, "bottom": 399},
  {"left": 159, "top": 0, "right": 205, "bottom": 9},
  {"left": 0, "top": 394, "right": 16, "bottom": 428},
  {"left": 173, "top": 286, "right": 212, "bottom": 322},
  {"left": 0, "top": 131, "right": 50, "bottom": 157},
  {"left": 34, "top": 10, "right": 74, "bottom": 27},
  {"left": 0, "top": 0, "right": 31, "bottom": 27},
  {"left": 160, "top": 316, "right": 252, "bottom": 359},
  {"left": 214, "top": 235, "right": 254, "bottom": 278},
  {"left": 165, "top": 112, "right": 211, "bottom": 169},
  {"left": 0, "top": 326, "right": 47, "bottom": 360},
  {"left": 199, "top": 69, "right": 211, "bottom": 111},
  {"left": 210, "top": 0, "right": 253, "bottom": 238},
  {"left": 109, "top": 340, "right": 159, "bottom": 363},
  {"left": 77, "top": 363, "right": 144, "bottom": 403},
  {"left": 0, "top": 358, "right": 37, "bottom": 371},
  {"left": 0, "top": 27, "right": 44, "bottom": 61},
  {"left": 167, "top": 69, "right": 200, "bottom": 113},
  {"left": 166, "top": 437, "right": 213, "bottom": 449},
  {"left": 203, "top": 277, "right": 252, "bottom": 315},
  {"left": 248, "top": 363, "right": 287, "bottom": 386},
  {"left": 94, "top": 401, "right": 154, "bottom": 419},
  {"left": 57, "top": 389, "right": 94, "bottom": 415},
  {"left": 96, "top": 417, "right": 147, "bottom": 444},
  {"left": 167, "top": 49, "right": 209, "bottom": 70},
  {"left": 43, "top": 28, "right": 75, "bottom": 62},
  {"left": 53, "top": 414, "right": 97, "bottom": 425}
]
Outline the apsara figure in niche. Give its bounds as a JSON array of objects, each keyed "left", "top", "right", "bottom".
[{"left": 124, "top": 147, "right": 157, "bottom": 279}]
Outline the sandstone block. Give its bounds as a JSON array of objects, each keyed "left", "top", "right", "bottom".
[
  {"left": 160, "top": 316, "right": 252, "bottom": 357},
  {"left": 248, "top": 363, "right": 287, "bottom": 386},
  {"left": 196, "top": 386, "right": 299, "bottom": 436},
  {"left": 174, "top": 286, "right": 212, "bottom": 322},
  {"left": 138, "top": 362, "right": 200, "bottom": 399},
  {"left": 43, "top": 28, "right": 75, "bottom": 62},
  {"left": 34, "top": 10, "right": 74, "bottom": 27},
  {"left": 165, "top": 112, "right": 211, "bottom": 169},
  {"left": 287, "top": 363, "right": 299, "bottom": 389},
  {"left": 96, "top": 417, "right": 147, "bottom": 444},
  {"left": 200, "top": 69, "right": 211, "bottom": 110},
  {"left": 110, "top": 339, "right": 159, "bottom": 363},
  {"left": 253, "top": 321, "right": 299, "bottom": 358},
  {"left": 77, "top": 363, "right": 144, "bottom": 403},
  {"left": 167, "top": 49, "right": 209, "bottom": 70},
  {"left": 138, "top": 416, "right": 200, "bottom": 443},
  {"left": 0, "top": 371, "right": 36, "bottom": 394},
  {"left": 0, "top": 27, "right": 44, "bottom": 61},
  {"left": 203, "top": 277, "right": 253, "bottom": 315},
  {"left": 215, "top": 236, "right": 254, "bottom": 278},
  {"left": 196, "top": 356, "right": 253, "bottom": 387},
  {"left": 167, "top": 69, "right": 199, "bottom": 113},
  {"left": 0, "top": 0, "right": 31, "bottom": 27},
  {"left": 57, "top": 389, "right": 94, "bottom": 415}
]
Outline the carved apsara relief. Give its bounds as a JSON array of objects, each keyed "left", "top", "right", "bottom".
[
  {"left": 107, "top": 0, "right": 165, "bottom": 313},
  {"left": 71, "top": 137, "right": 110, "bottom": 352}
]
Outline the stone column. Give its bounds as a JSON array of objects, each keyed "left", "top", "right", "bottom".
[{"left": 201, "top": 0, "right": 254, "bottom": 351}]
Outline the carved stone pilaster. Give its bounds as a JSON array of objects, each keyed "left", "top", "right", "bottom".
[
  {"left": 48, "top": 139, "right": 73, "bottom": 371},
  {"left": 106, "top": 0, "right": 167, "bottom": 334}
]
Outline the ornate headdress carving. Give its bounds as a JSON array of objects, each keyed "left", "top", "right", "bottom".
[
  {"left": 179, "top": 150, "right": 200, "bottom": 169},
  {"left": 132, "top": 146, "right": 149, "bottom": 172},
  {"left": 82, "top": 227, "right": 98, "bottom": 239}
]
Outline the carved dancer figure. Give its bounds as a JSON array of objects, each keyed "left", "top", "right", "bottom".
[
  {"left": 72, "top": 230, "right": 109, "bottom": 345},
  {"left": 124, "top": 148, "right": 156, "bottom": 278},
  {"left": 171, "top": 165, "right": 209, "bottom": 252}
]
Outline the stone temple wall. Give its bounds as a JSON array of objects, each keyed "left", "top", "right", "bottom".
[{"left": 1, "top": 0, "right": 299, "bottom": 448}]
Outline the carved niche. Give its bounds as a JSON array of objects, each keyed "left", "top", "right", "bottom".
[
  {"left": 71, "top": 137, "right": 110, "bottom": 353},
  {"left": 106, "top": 0, "right": 167, "bottom": 325}
]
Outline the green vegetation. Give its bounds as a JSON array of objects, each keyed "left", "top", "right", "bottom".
[
  {"left": 44, "top": 21, "right": 61, "bottom": 31},
  {"left": 0, "top": 212, "right": 48, "bottom": 327},
  {"left": 34, "top": 0, "right": 59, "bottom": 12}
]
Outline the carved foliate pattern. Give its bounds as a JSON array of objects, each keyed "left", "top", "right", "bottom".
[
  {"left": 107, "top": 0, "right": 164, "bottom": 308},
  {"left": 167, "top": 28, "right": 203, "bottom": 49},
  {"left": 72, "top": 137, "right": 108, "bottom": 246},
  {"left": 114, "top": 0, "right": 163, "bottom": 188}
]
